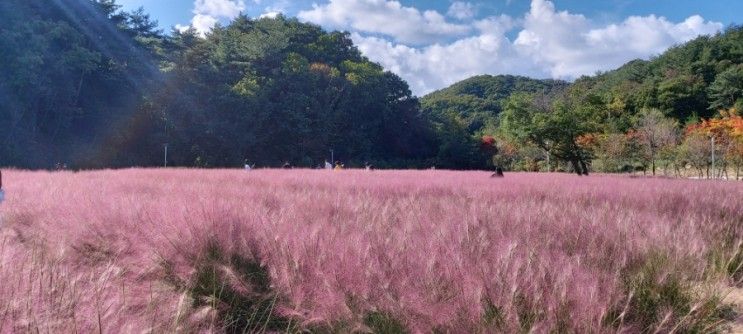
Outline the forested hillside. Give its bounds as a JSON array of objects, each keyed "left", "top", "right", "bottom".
[
  {"left": 574, "top": 26, "right": 743, "bottom": 128},
  {"left": 131, "top": 16, "right": 436, "bottom": 168},
  {"left": 0, "top": 0, "right": 166, "bottom": 168},
  {"left": 420, "top": 76, "right": 567, "bottom": 169},
  {"left": 1, "top": 0, "right": 741, "bottom": 172},
  {"left": 0, "top": 0, "right": 437, "bottom": 169},
  {"left": 425, "top": 27, "right": 743, "bottom": 175},
  {"left": 422, "top": 75, "right": 567, "bottom": 128}
]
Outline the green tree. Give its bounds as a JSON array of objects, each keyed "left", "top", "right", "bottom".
[
  {"left": 431, "top": 111, "right": 489, "bottom": 169},
  {"left": 500, "top": 91, "right": 600, "bottom": 175},
  {"left": 137, "top": 15, "right": 436, "bottom": 168},
  {"left": 634, "top": 109, "right": 679, "bottom": 175},
  {"left": 709, "top": 65, "right": 743, "bottom": 111},
  {"left": 0, "top": 0, "right": 164, "bottom": 168}
]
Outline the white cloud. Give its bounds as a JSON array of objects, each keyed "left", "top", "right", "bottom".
[
  {"left": 585, "top": 15, "right": 721, "bottom": 55},
  {"left": 513, "top": 0, "right": 723, "bottom": 78},
  {"left": 447, "top": 2, "right": 476, "bottom": 20},
  {"left": 259, "top": 11, "right": 281, "bottom": 19},
  {"left": 181, "top": 0, "right": 246, "bottom": 35},
  {"left": 334, "top": 0, "right": 723, "bottom": 95},
  {"left": 177, "top": 0, "right": 724, "bottom": 95},
  {"left": 175, "top": 24, "right": 191, "bottom": 33},
  {"left": 259, "top": 0, "right": 289, "bottom": 18},
  {"left": 194, "top": 0, "right": 245, "bottom": 18},
  {"left": 350, "top": 15, "right": 541, "bottom": 95},
  {"left": 297, "top": 0, "right": 472, "bottom": 44},
  {"left": 191, "top": 13, "right": 221, "bottom": 34}
]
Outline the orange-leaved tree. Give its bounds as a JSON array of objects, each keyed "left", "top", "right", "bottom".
[{"left": 685, "top": 109, "right": 743, "bottom": 179}]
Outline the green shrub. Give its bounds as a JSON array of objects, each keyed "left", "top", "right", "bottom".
[
  {"left": 609, "top": 253, "right": 728, "bottom": 333},
  {"left": 363, "top": 311, "right": 408, "bottom": 334},
  {"left": 189, "top": 242, "right": 294, "bottom": 333}
]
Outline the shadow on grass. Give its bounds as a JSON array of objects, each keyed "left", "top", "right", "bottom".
[
  {"left": 162, "top": 240, "right": 294, "bottom": 333},
  {"left": 606, "top": 252, "right": 730, "bottom": 333}
]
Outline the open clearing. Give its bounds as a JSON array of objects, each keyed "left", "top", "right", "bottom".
[{"left": 0, "top": 169, "right": 742, "bottom": 333}]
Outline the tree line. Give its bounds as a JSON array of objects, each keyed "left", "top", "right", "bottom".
[
  {"left": 1, "top": 0, "right": 741, "bottom": 174},
  {"left": 0, "top": 0, "right": 438, "bottom": 169},
  {"left": 423, "top": 27, "right": 743, "bottom": 177}
]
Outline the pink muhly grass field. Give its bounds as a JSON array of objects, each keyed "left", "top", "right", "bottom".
[{"left": 0, "top": 169, "right": 742, "bottom": 333}]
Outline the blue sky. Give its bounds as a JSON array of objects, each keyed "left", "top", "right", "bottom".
[
  {"left": 116, "top": 0, "right": 740, "bottom": 95},
  {"left": 119, "top": 0, "right": 741, "bottom": 32}
]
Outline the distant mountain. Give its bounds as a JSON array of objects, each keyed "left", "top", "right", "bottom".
[
  {"left": 572, "top": 25, "right": 743, "bottom": 126},
  {"left": 421, "top": 75, "right": 567, "bottom": 133},
  {"left": 423, "top": 25, "right": 743, "bottom": 135}
]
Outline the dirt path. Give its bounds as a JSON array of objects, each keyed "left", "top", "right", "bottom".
[{"left": 724, "top": 286, "right": 743, "bottom": 333}]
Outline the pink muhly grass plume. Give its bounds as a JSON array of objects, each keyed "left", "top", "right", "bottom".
[{"left": 0, "top": 169, "right": 740, "bottom": 332}]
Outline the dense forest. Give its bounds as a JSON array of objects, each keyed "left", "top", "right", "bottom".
[
  {"left": 1, "top": 0, "right": 741, "bottom": 173},
  {"left": 422, "top": 28, "right": 743, "bottom": 176},
  {"left": 420, "top": 76, "right": 568, "bottom": 169},
  {"left": 0, "top": 0, "right": 437, "bottom": 169},
  {"left": 0, "top": 0, "right": 166, "bottom": 168}
]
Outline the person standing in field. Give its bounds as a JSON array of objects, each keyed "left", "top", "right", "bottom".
[{"left": 334, "top": 161, "right": 344, "bottom": 171}]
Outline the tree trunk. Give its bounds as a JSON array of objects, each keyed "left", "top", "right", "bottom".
[
  {"left": 74, "top": 71, "right": 85, "bottom": 107},
  {"left": 580, "top": 160, "right": 589, "bottom": 176},
  {"left": 571, "top": 160, "right": 583, "bottom": 176}
]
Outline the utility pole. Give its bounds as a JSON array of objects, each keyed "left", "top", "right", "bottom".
[
  {"left": 330, "top": 149, "right": 334, "bottom": 164},
  {"left": 711, "top": 136, "right": 715, "bottom": 179},
  {"left": 163, "top": 114, "right": 169, "bottom": 168},
  {"left": 164, "top": 143, "right": 169, "bottom": 168}
]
